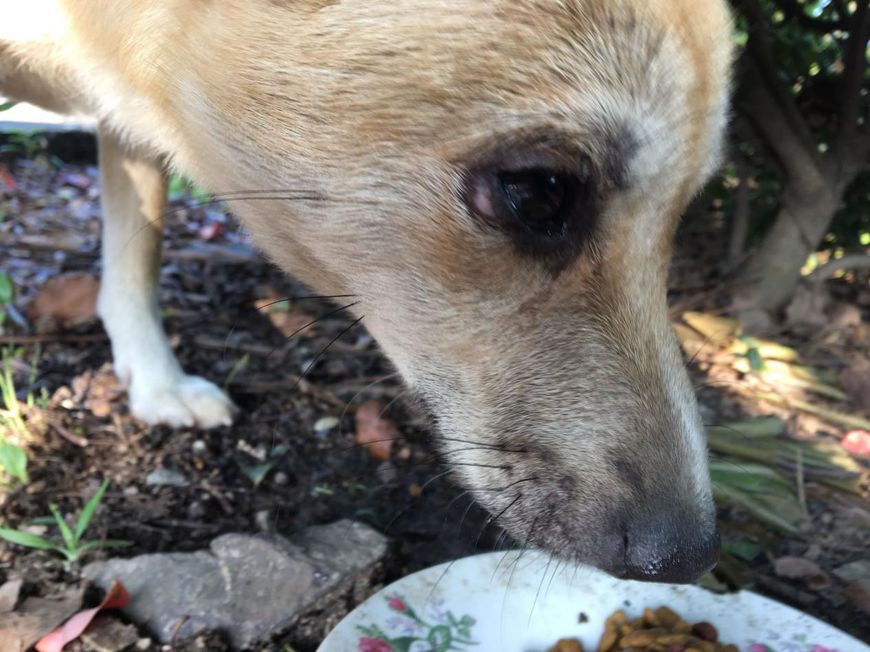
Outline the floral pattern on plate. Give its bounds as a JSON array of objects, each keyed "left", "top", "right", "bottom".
[{"left": 357, "top": 594, "right": 478, "bottom": 652}]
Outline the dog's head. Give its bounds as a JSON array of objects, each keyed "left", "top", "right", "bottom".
[{"left": 174, "top": 0, "right": 733, "bottom": 582}]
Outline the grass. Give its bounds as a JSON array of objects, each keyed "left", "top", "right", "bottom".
[
  {"left": 0, "top": 271, "right": 12, "bottom": 330},
  {"left": 0, "top": 479, "right": 130, "bottom": 567},
  {"left": 0, "top": 347, "right": 29, "bottom": 484}
]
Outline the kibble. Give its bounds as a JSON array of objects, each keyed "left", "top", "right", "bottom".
[{"left": 553, "top": 606, "right": 737, "bottom": 652}]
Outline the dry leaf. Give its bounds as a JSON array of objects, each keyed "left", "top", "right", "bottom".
[
  {"left": 0, "top": 578, "right": 22, "bottom": 614},
  {"left": 35, "top": 580, "right": 129, "bottom": 652},
  {"left": 773, "top": 556, "right": 830, "bottom": 590},
  {"left": 355, "top": 401, "right": 400, "bottom": 461},
  {"left": 28, "top": 273, "right": 100, "bottom": 334},
  {"left": 0, "top": 587, "right": 83, "bottom": 652},
  {"left": 254, "top": 293, "right": 318, "bottom": 339},
  {"left": 839, "top": 358, "right": 870, "bottom": 411}
]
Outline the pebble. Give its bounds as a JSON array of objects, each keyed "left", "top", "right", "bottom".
[
  {"left": 187, "top": 501, "right": 206, "bottom": 520},
  {"left": 314, "top": 416, "right": 340, "bottom": 434},
  {"left": 145, "top": 469, "right": 189, "bottom": 487},
  {"left": 376, "top": 461, "right": 398, "bottom": 484},
  {"left": 254, "top": 510, "right": 273, "bottom": 532}
]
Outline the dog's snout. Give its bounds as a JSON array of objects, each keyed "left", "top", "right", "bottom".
[{"left": 619, "top": 509, "right": 720, "bottom": 584}]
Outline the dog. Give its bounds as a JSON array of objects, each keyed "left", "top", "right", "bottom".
[{"left": 1, "top": 0, "right": 734, "bottom": 583}]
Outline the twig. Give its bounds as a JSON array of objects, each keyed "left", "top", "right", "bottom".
[
  {"left": 0, "top": 333, "right": 107, "bottom": 345},
  {"left": 50, "top": 421, "right": 89, "bottom": 448}
]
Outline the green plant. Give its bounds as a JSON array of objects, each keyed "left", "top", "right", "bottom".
[
  {"left": 0, "top": 348, "right": 28, "bottom": 484},
  {"left": 0, "top": 130, "right": 46, "bottom": 160},
  {"left": 0, "top": 271, "right": 12, "bottom": 331},
  {"left": 0, "top": 480, "right": 130, "bottom": 565}
]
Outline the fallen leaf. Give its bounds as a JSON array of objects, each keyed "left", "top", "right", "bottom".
[
  {"left": 81, "top": 615, "right": 140, "bottom": 652},
  {"left": 842, "top": 430, "right": 870, "bottom": 458},
  {"left": 773, "top": 556, "right": 831, "bottom": 590},
  {"left": 0, "top": 578, "right": 22, "bottom": 613},
  {"left": 254, "top": 293, "right": 318, "bottom": 339},
  {"left": 0, "top": 587, "right": 83, "bottom": 652},
  {"left": 35, "top": 580, "right": 129, "bottom": 652},
  {"left": 840, "top": 358, "right": 870, "bottom": 411},
  {"left": 70, "top": 364, "right": 124, "bottom": 419},
  {"left": 773, "top": 556, "right": 823, "bottom": 579},
  {"left": 27, "top": 273, "right": 100, "bottom": 334},
  {"left": 355, "top": 401, "right": 400, "bottom": 461}
]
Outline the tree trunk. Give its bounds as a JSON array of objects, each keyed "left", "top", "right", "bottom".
[{"left": 736, "top": 182, "right": 840, "bottom": 311}]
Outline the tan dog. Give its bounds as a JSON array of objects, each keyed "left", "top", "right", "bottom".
[{"left": 1, "top": 0, "right": 733, "bottom": 582}]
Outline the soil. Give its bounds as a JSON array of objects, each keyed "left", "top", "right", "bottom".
[{"left": 0, "top": 137, "right": 868, "bottom": 650}]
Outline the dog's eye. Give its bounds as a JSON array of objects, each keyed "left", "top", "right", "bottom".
[
  {"left": 465, "top": 163, "right": 594, "bottom": 256},
  {"left": 499, "top": 169, "right": 572, "bottom": 238}
]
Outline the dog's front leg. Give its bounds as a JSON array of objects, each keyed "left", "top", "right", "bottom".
[{"left": 96, "top": 125, "right": 235, "bottom": 429}]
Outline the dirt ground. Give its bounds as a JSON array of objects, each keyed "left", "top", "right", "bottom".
[{"left": 0, "top": 135, "right": 868, "bottom": 650}]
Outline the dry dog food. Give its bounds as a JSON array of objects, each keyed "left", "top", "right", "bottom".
[{"left": 547, "top": 606, "right": 739, "bottom": 652}]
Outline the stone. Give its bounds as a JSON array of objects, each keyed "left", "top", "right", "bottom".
[
  {"left": 833, "top": 560, "right": 870, "bottom": 583},
  {"left": 84, "top": 520, "right": 387, "bottom": 649},
  {"left": 0, "top": 578, "right": 22, "bottom": 613},
  {"left": 313, "top": 416, "right": 339, "bottom": 434}
]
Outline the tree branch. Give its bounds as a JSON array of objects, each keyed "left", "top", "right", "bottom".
[
  {"left": 832, "top": 0, "right": 870, "bottom": 168},
  {"left": 738, "top": 59, "right": 826, "bottom": 186},
  {"left": 778, "top": 0, "right": 849, "bottom": 31},
  {"left": 734, "top": 0, "right": 825, "bottom": 184},
  {"left": 736, "top": 0, "right": 822, "bottom": 168}
]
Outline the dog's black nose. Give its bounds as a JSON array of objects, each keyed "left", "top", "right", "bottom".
[{"left": 619, "top": 510, "right": 720, "bottom": 584}]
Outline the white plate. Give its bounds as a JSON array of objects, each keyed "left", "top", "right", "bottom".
[{"left": 318, "top": 551, "right": 867, "bottom": 652}]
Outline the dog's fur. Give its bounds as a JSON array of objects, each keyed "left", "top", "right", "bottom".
[{"left": 1, "top": 0, "right": 734, "bottom": 581}]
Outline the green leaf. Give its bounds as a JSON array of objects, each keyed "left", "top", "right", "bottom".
[
  {"left": 0, "top": 272, "right": 12, "bottom": 304},
  {"left": 0, "top": 527, "right": 62, "bottom": 552},
  {"left": 722, "top": 538, "right": 763, "bottom": 562},
  {"left": 76, "top": 539, "right": 132, "bottom": 555},
  {"left": 242, "top": 462, "right": 275, "bottom": 487},
  {"left": 428, "top": 625, "right": 452, "bottom": 652},
  {"left": 387, "top": 637, "right": 418, "bottom": 652},
  {"left": 0, "top": 101, "right": 17, "bottom": 112},
  {"left": 50, "top": 504, "right": 76, "bottom": 551},
  {"left": 710, "top": 417, "right": 786, "bottom": 439},
  {"left": 713, "top": 483, "right": 802, "bottom": 535},
  {"left": 75, "top": 480, "right": 109, "bottom": 544},
  {"left": 0, "top": 443, "right": 28, "bottom": 484}
]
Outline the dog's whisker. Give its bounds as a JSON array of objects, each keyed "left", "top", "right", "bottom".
[
  {"left": 337, "top": 372, "right": 402, "bottom": 439},
  {"left": 291, "top": 315, "right": 364, "bottom": 390},
  {"left": 266, "top": 300, "right": 360, "bottom": 362}
]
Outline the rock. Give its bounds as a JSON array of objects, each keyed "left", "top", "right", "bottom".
[
  {"left": 313, "top": 416, "right": 339, "bottom": 434},
  {"left": 81, "top": 615, "right": 140, "bottom": 652},
  {"left": 84, "top": 520, "right": 387, "bottom": 649},
  {"left": 145, "top": 468, "right": 189, "bottom": 487},
  {"left": 833, "top": 560, "right": 870, "bottom": 583},
  {"left": 0, "top": 578, "right": 22, "bottom": 613}
]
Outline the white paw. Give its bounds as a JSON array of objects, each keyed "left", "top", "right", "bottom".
[{"left": 130, "top": 375, "right": 236, "bottom": 429}]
